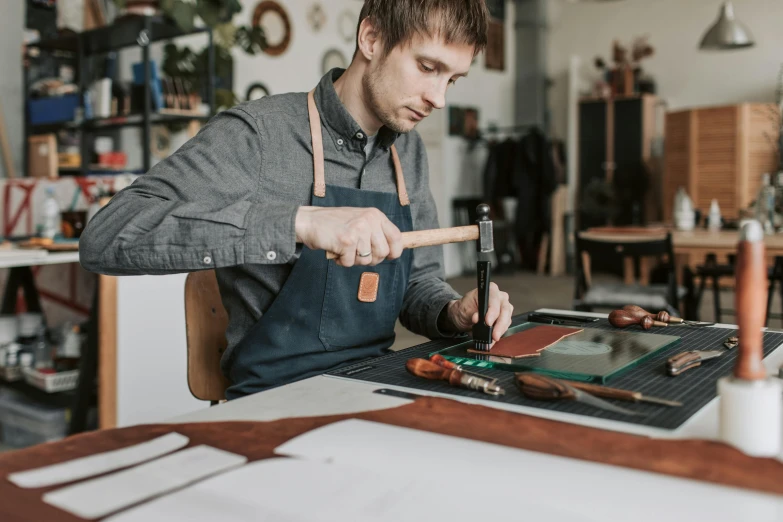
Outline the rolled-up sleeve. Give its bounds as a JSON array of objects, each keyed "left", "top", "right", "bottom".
[{"left": 79, "top": 107, "right": 299, "bottom": 275}]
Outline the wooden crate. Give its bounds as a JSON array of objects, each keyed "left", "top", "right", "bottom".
[{"left": 663, "top": 103, "right": 779, "bottom": 221}]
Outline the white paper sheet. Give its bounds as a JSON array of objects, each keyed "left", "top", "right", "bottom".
[
  {"left": 104, "top": 458, "right": 593, "bottom": 522},
  {"left": 273, "top": 419, "right": 783, "bottom": 522},
  {"left": 8, "top": 432, "right": 190, "bottom": 488},
  {"left": 43, "top": 445, "right": 246, "bottom": 520}
]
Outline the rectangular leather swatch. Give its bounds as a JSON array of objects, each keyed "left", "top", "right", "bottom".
[
  {"left": 468, "top": 325, "right": 583, "bottom": 358},
  {"left": 357, "top": 272, "right": 380, "bottom": 303}
]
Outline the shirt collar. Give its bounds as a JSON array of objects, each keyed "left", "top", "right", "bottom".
[{"left": 314, "top": 68, "right": 399, "bottom": 150}]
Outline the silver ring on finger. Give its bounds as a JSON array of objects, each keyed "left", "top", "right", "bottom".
[{"left": 358, "top": 250, "right": 372, "bottom": 258}]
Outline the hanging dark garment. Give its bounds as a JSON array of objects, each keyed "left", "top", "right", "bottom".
[{"left": 514, "top": 128, "right": 558, "bottom": 271}]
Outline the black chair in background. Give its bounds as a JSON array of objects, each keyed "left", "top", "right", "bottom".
[
  {"left": 573, "top": 232, "right": 691, "bottom": 317},
  {"left": 695, "top": 254, "right": 783, "bottom": 325}
]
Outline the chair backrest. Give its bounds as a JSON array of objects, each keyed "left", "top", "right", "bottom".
[
  {"left": 574, "top": 231, "right": 676, "bottom": 302},
  {"left": 184, "top": 270, "right": 230, "bottom": 402}
]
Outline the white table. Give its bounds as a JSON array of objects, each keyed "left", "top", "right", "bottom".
[
  {"left": 169, "top": 308, "right": 783, "bottom": 521},
  {"left": 0, "top": 251, "right": 80, "bottom": 270}
]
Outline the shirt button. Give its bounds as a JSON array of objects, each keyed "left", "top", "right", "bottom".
[
  {"left": 203, "top": 255, "right": 212, "bottom": 264},
  {"left": 356, "top": 132, "right": 364, "bottom": 139},
  {"left": 337, "top": 138, "right": 344, "bottom": 145},
  {"left": 266, "top": 251, "right": 277, "bottom": 261}
]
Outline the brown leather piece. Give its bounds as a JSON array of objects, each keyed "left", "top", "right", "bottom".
[
  {"left": 390, "top": 145, "right": 409, "bottom": 206},
  {"left": 2, "top": 396, "right": 783, "bottom": 521},
  {"left": 468, "top": 325, "right": 582, "bottom": 358},
  {"left": 307, "top": 90, "right": 326, "bottom": 198},
  {"left": 307, "top": 90, "right": 407, "bottom": 204},
  {"left": 357, "top": 272, "right": 380, "bottom": 303}
]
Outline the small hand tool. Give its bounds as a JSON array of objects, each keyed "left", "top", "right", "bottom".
[
  {"left": 622, "top": 305, "right": 714, "bottom": 327},
  {"left": 514, "top": 372, "right": 641, "bottom": 416},
  {"left": 326, "top": 203, "right": 494, "bottom": 259},
  {"left": 406, "top": 358, "right": 505, "bottom": 396},
  {"left": 723, "top": 336, "right": 738, "bottom": 349},
  {"left": 373, "top": 388, "right": 425, "bottom": 400},
  {"left": 559, "top": 379, "right": 682, "bottom": 407},
  {"left": 609, "top": 309, "right": 667, "bottom": 330},
  {"left": 526, "top": 312, "right": 599, "bottom": 327},
  {"left": 666, "top": 350, "right": 724, "bottom": 376},
  {"left": 428, "top": 354, "right": 497, "bottom": 382},
  {"left": 472, "top": 205, "right": 494, "bottom": 351},
  {"left": 719, "top": 221, "right": 782, "bottom": 457}
]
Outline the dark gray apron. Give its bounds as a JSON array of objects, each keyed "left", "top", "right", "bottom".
[{"left": 225, "top": 90, "right": 413, "bottom": 399}]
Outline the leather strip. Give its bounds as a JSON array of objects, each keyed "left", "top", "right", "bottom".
[
  {"left": 390, "top": 145, "right": 410, "bottom": 206},
  {"left": 307, "top": 88, "right": 408, "bottom": 204},
  {"left": 357, "top": 272, "right": 380, "bottom": 303},
  {"left": 307, "top": 90, "right": 326, "bottom": 198}
]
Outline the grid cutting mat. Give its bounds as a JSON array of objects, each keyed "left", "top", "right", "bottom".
[{"left": 327, "top": 315, "right": 783, "bottom": 430}]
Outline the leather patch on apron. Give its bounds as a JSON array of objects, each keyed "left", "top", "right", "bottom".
[
  {"left": 357, "top": 272, "right": 380, "bottom": 303},
  {"left": 468, "top": 325, "right": 583, "bottom": 358}
]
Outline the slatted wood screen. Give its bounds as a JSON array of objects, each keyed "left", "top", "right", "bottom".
[{"left": 664, "top": 103, "right": 779, "bottom": 221}]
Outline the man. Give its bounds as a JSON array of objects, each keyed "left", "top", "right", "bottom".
[{"left": 80, "top": 0, "right": 514, "bottom": 400}]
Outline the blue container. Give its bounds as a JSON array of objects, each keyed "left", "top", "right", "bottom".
[{"left": 28, "top": 94, "right": 80, "bottom": 125}]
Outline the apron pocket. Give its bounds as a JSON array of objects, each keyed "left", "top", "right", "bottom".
[{"left": 318, "top": 259, "right": 401, "bottom": 351}]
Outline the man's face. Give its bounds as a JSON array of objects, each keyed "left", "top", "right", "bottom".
[{"left": 363, "top": 33, "right": 474, "bottom": 134}]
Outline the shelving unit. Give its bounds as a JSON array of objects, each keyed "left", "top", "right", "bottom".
[{"left": 24, "top": 14, "right": 215, "bottom": 177}]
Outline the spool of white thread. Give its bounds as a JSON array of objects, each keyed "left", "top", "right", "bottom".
[{"left": 718, "top": 377, "right": 782, "bottom": 457}]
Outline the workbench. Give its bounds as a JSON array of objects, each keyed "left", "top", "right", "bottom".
[
  {"left": 163, "top": 308, "right": 783, "bottom": 519},
  {"left": 2, "top": 308, "right": 783, "bottom": 521}
]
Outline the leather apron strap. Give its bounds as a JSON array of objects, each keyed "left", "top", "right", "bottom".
[{"left": 307, "top": 89, "right": 409, "bottom": 207}]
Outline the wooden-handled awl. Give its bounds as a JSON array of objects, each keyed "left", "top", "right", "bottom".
[
  {"left": 406, "top": 358, "right": 505, "bottom": 396},
  {"left": 717, "top": 220, "right": 782, "bottom": 457},
  {"left": 326, "top": 204, "right": 494, "bottom": 260}
]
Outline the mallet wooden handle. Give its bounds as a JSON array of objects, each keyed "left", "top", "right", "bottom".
[
  {"left": 326, "top": 225, "right": 479, "bottom": 260},
  {"left": 734, "top": 234, "right": 768, "bottom": 381}
]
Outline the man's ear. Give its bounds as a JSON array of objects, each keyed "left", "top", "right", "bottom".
[{"left": 356, "top": 17, "right": 381, "bottom": 61}]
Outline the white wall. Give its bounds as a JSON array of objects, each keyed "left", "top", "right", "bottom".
[
  {"left": 116, "top": 274, "right": 206, "bottom": 426},
  {"left": 0, "top": 0, "right": 25, "bottom": 179},
  {"left": 547, "top": 0, "right": 783, "bottom": 141}
]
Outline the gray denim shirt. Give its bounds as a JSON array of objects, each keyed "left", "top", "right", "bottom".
[{"left": 80, "top": 69, "right": 461, "bottom": 359}]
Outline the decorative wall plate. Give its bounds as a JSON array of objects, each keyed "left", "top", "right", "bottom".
[
  {"left": 322, "top": 48, "right": 347, "bottom": 74},
  {"left": 307, "top": 3, "right": 326, "bottom": 32},
  {"left": 245, "top": 82, "right": 271, "bottom": 101},
  {"left": 252, "top": 1, "right": 292, "bottom": 57},
  {"left": 338, "top": 9, "right": 357, "bottom": 43}
]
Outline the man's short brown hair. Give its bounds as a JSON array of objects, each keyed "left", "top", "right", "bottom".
[{"left": 355, "top": 0, "right": 490, "bottom": 58}]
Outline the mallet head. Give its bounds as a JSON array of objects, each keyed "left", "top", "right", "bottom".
[{"left": 475, "top": 203, "right": 494, "bottom": 253}]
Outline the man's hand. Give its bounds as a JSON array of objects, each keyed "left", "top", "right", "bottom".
[
  {"left": 295, "top": 206, "right": 403, "bottom": 267},
  {"left": 442, "top": 283, "right": 513, "bottom": 342}
]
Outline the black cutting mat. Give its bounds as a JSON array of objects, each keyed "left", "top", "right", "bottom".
[{"left": 326, "top": 314, "right": 783, "bottom": 430}]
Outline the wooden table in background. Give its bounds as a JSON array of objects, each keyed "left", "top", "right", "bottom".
[{"left": 580, "top": 229, "right": 783, "bottom": 286}]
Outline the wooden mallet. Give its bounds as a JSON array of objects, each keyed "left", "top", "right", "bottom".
[{"left": 326, "top": 204, "right": 494, "bottom": 260}]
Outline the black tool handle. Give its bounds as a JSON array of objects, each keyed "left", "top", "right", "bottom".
[{"left": 477, "top": 260, "right": 492, "bottom": 329}]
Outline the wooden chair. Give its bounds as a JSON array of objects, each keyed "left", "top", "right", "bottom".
[
  {"left": 184, "top": 270, "right": 230, "bottom": 404},
  {"left": 573, "top": 232, "right": 690, "bottom": 317}
]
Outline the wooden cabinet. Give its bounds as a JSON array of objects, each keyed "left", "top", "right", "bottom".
[
  {"left": 664, "top": 103, "right": 780, "bottom": 221},
  {"left": 577, "top": 95, "right": 659, "bottom": 230}
]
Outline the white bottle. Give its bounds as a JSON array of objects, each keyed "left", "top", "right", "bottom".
[
  {"left": 708, "top": 199, "right": 722, "bottom": 230},
  {"left": 756, "top": 174, "right": 776, "bottom": 234},
  {"left": 41, "top": 187, "right": 60, "bottom": 240}
]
